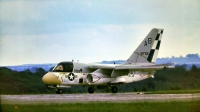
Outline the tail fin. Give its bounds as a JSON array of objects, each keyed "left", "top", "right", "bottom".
[{"left": 124, "top": 28, "right": 164, "bottom": 65}]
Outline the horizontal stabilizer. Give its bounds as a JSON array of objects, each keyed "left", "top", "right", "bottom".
[{"left": 115, "top": 64, "right": 175, "bottom": 70}]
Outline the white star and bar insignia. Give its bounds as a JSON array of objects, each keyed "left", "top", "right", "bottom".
[{"left": 68, "top": 73, "right": 75, "bottom": 81}]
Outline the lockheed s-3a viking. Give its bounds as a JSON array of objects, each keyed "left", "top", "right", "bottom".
[{"left": 42, "top": 28, "right": 174, "bottom": 94}]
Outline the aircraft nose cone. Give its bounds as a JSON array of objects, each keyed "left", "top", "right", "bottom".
[{"left": 42, "top": 73, "right": 61, "bottom": 85}]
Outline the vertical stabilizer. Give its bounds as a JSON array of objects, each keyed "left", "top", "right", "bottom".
[{"left": 124, "top": 28, "right": 164, "bottom": 65}]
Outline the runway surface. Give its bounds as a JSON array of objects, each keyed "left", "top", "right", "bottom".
[{"left": 1, "top": 93, "right": 200, "bottom": 104}]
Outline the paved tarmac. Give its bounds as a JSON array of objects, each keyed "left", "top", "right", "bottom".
[{"left": 1, "top": 93, "right": 200, "bottom": 104}]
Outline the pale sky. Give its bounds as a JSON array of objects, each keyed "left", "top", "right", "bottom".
[{"left": 0, "top": 0, "right": 200, "bottom": 66}]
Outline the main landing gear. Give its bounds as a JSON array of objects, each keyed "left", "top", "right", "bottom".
[
  {"left": 88, "top": 87, "right": 96, "bottom": 94},
  {"left": 111, "top": 86, "right": 118, "bottom": 93},
  {"left": 87, "top": 85, "right": 118, "bottom": 94},
  {"left": 55, "top": 89, "right": 63, "bottom": 94}
]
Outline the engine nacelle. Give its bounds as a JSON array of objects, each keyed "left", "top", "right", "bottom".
[
  {"left": 86, "top": 73, "right": 111, "bottom": 85},
  {"left": 86, "top": 73, "right": 100, "bottom": 85}
]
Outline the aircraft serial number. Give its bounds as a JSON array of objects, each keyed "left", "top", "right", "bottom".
[{"left": 141, "top": 52, "right": 149, "bottom": 55}]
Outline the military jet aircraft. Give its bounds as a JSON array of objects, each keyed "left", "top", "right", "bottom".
[{"left": 42, "top": 28, "right": 174, "bottom": 94}]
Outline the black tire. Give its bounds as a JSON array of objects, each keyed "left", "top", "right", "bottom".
[
  {"left": 56, "top": 89, "right": 63, "bottom": 94},
  {"left": 88, "top": 87, "right": 94, "bottom": 94},
  {"left": 111, "top": 86, "right": 118, "bottom": 93}
]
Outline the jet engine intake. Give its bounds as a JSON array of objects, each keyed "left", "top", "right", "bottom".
[
  {"left": 86, "top": 73, "right": 111, "bottom": 85},
  {"left": 86, "top": 73, "right": 100, "bottom": 85}
]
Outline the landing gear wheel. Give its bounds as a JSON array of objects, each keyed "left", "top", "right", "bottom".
[
  {"left": 88, "top": 87, "right": 95, "bottom": 94},
  {"left": 56, "top": 89, "right": 63, "bottom": 94},
  {"left": 111, "top": 86, "right": 118, "bottom": 93}
]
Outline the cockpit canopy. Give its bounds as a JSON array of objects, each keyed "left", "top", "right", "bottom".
[{"left": 52, "top": 62, "right": 74, "bottom": 72}]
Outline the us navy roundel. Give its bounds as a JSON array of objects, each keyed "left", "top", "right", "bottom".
[{"left": 68, "top": 73, "right": 75, "bottom": 81}]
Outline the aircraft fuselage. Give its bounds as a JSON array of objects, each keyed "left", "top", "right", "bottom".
[{"left": 42, "top": 62, "right": 154, "bottom": 88}]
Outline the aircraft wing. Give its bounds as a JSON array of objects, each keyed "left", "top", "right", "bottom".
[
  {"left": 89, "top": 63, "right": 174, "bottom": 71},
  {"left": 89, "top": 64, "right": 115, "bottom": 69}
]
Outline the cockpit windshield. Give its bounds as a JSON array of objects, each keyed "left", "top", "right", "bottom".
[{"left": 52, "top": 62, "right": 74, "bottom": 72}]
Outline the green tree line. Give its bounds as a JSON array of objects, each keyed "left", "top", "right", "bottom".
[{"left": 0, "top": 65, "right": 200, "bottom": 94}]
